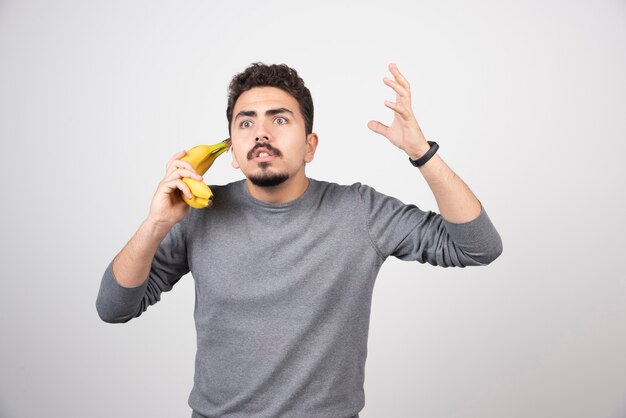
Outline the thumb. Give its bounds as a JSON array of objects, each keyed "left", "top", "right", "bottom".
[{"left": 368, "top": 120, "right": 389, "bottom": 137}]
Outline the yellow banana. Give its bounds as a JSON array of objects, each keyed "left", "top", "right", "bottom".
[{"left": 180, "top": 138, "right": 231, "bottom": 208}]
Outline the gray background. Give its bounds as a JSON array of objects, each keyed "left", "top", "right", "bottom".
[{"left": 1, "top": 0, "right": 625, "bottom": 417}]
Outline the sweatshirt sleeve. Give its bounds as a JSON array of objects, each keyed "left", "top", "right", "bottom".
[
  {"left": 96, "top": 217, "right": 190, "bottom": 323},
  {"left": 356, "top": 183, "right": 503, "bottom": 267}
]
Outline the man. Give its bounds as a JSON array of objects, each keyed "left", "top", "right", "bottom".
[{"left": 96, "top": 62, "right": 503, "bottom": 418}]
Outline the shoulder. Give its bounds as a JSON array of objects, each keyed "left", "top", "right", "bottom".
[
  {"left": 308, "top": 178, "right": 387, "bottom": 213},
  {"left": 310, "top": 178, "right": 375, "bottom": 198}
]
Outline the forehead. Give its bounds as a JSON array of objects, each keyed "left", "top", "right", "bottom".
[{"left": 233, "top": 86, "right": 300, "bottom": 116}]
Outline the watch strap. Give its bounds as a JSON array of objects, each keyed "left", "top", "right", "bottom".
[{"left": 409, "top": 141, "right": 439, "bottom": 167}]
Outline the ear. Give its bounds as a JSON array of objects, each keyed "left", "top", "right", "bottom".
[
  {"left": 231, "top": 149, "right": 240, "bottom": 169},
  {"left": 304, "top": 133, "right": 319, "bottom": 163}
]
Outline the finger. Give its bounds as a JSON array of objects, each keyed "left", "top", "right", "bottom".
[
  {"left": 175, "top": 179, "right": 193, "bottom": 200},
  {"left": 367, "top": 120, "right": 389, "bottom": 137},
  {"left": 383, "top": 76, "right": 409, "bottom": 98},
  {"left": 389, "top": 63, "right": 411, "bottom": 90},
  {"left": 166, "top": 159, "right": 196, "bottom": 177},
  {"left": 167, "top": 150, "right": 187, "bottom": 167},
  {"left": 164, "top": 167, "right": 203, "bottom": 182},
  {"left": 161, "top": 178, "right": 193, "bottom": 199},
  {"left": 384, "top": 100, "right": 412, "bottom": 121}
]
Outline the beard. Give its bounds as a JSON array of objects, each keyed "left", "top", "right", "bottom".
[
  {"left": 247, "top": 165, "right": 289, "bottom": 187},
  {"left": 246, "top": 143, "right": 289, "bottom": 187}
]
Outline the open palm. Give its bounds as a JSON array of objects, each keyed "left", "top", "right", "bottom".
[{"left": 367, "top": 63, "right": 429, "bottom": 159}]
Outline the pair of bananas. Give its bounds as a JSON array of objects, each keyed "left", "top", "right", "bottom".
[{"left": 180, "top": 138, "right": 231, "bottom": 208}]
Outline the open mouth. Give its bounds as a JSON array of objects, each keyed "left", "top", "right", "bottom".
[
  {"left": 250, "top": 146, "right": 279, "bottom": 162},
  {"left": 253, "top": 147, "right": 273, "bottom": 158}
]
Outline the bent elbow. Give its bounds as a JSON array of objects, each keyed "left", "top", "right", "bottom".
[
  {"left": 477, "top": 235, "right": 503, "bottom": 265},
  {"left": 491, "top": 236, "right": 504, "bottom": 263},
  {"left": 95, "top": 298, "right": 137, "bottom": 324},
  {"left": 455, "top": 235, "right": 503, "bottom": 267}
]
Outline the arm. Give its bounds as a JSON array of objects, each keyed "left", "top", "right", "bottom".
[
  {"left": 96, "top": 219, "right": 190, "bottom": 323},
  {"left": 366, "top": 63, "right": 501, "bottom": 264},
  {"left": 358, "top": 183, "right": 501, "bottom": 267},
  {"left": 111, "top": 219, "right": 172, "bottom": 288},
  {"left": 367, "top": 63, "right": 482, "bottom": 224},
  {"left": 112, "top": 149, "right": 202, "bottom": 287},
  {"left": 96, "top": 149, "right": 202, "bottom": 322},
  {"left": 412, "top": 152, "right": 481, "bottom": 224}
]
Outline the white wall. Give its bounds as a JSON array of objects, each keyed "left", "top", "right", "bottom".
[{"left": 1, "top": 0, "right": 625, "bottom": 417}]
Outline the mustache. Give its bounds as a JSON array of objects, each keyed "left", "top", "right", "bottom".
[{"left": 247, "top": 143, "right": 282, "bottom": 160}]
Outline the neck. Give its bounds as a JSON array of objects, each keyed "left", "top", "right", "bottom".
[{"left": 245, "top": 173, "right": 310, "bottom": 204}]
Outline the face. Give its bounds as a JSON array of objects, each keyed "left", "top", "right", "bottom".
[{"left": 230, "top": 86, "right": 318, "bottom": 188}]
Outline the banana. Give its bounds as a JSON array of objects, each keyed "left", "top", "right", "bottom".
[{"left": 180, "top": 138, "right": 231, "bottom": 208}]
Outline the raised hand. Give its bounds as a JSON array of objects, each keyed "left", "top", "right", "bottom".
[{"left": 367, "top": 63, "right": 431, "bottom": 160}]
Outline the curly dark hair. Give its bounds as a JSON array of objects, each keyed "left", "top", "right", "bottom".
[{"left": 226, "top": 62, "right": 314, "bottom": 137}]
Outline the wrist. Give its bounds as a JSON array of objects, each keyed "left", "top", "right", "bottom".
[
  {"left": 406, "top": 142, "right": 431, "bottom": 160},
  {"left": 408, "top": 141, "right": 439, "bottom": 167},
  {"left": 142, "top": 217, "right": 174, "bottom": 239}
]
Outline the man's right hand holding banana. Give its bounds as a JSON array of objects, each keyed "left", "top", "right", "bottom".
[
  {"left": 147, "top": 149, "right": 203, "bottom": 232},
  {"left": 112, "top": 139, "right": 230, "bottom": 288},
  {"left": 147, "top": 138, "right": 232, "bottom": 232}
]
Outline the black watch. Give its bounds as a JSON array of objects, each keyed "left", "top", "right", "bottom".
[{"left": 409, "top": 141, "right": 439, "bottom": 167}]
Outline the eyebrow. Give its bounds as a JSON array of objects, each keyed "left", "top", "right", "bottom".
[{"left": 234, "top": 107, "right": 295, "bottom": 121}]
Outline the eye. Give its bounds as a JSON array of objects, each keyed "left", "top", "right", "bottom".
[
  {"left": 240, "top": 120, "right": 252, "bottom": 129},
  {"left": 274, "top": 117, "right": 287, "bottom": 125}
]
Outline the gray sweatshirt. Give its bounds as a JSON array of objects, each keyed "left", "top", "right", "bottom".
[{"left": 96, "top": 178, "right": 503, "bottom": 418}]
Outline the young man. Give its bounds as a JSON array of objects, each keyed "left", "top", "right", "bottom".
[{"left": 96, "top": 62, "right": 503, "bottom": 418}]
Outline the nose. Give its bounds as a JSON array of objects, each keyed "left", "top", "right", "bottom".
[{"left": 255, "top": 119, "right": 271, "bottom": 142}]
